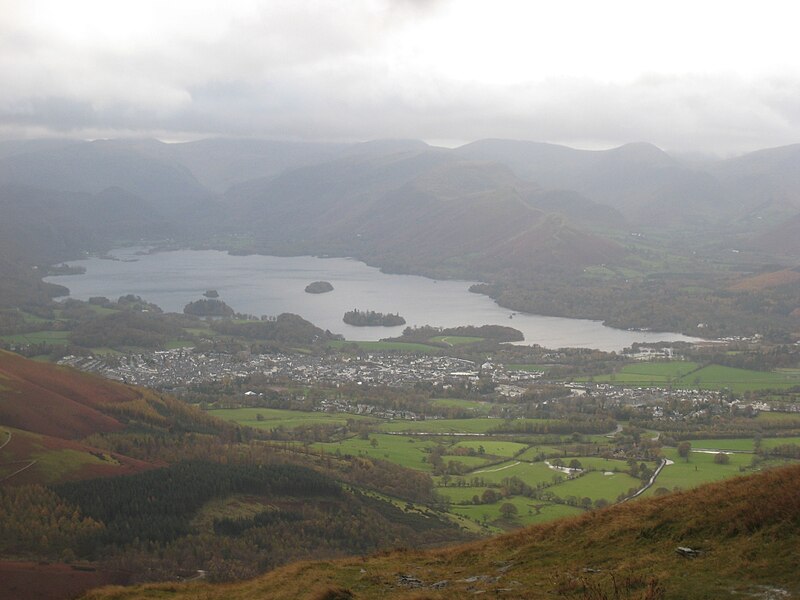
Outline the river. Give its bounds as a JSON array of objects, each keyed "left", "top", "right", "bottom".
[{"left": 45, "top": 247, "right": 699, "bottom": 351}]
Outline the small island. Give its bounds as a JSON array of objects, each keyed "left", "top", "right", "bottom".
[
  {"left": 343, "top": 309, "right": 406, "bottom": 327},
  {"left": 203, "top": 289, "right": 220, "bottom": 298},
  {"left": 45, "top": 263, "right": 87, "bottom": 276},
  {"left": 183, "top": 298, "right": 235, "bottom": 317},
  {"left": 305, "top": 281, "right": 334, "bottom": 294}
]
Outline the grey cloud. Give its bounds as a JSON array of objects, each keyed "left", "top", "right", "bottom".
[
  {"left": 4, "top": 67, "right": 800, "bottom": 155},
  {"left": 1, "top": 1, "right": 800, "bottom": 154}
]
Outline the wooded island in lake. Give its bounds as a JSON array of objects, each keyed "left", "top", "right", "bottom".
[
  {"left": 343, "top": 309, "right": 405, "bottom": 326},
  {"left": 305, "top": 281, "right": 334, "bottom": 294}
]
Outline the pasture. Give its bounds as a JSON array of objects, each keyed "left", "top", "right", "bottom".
[
  {"left": 680, "top": 365, "right": 800, "bottom": 393},
  {"left": 451, "top": 440, "right": 528, "bottom": 458},
  {"left": 447, "top": 497, "right": 583, "bottom": 528},
  {"left": 464, "top": 460, "right": 557, "bottom": 487},
  {"left": 431, "top": 398, "right": 493, "bottom": 414},
  {"left": 548, "top": 471, "right": 642, "bottom": 503},
  {"left": 590, "top": 361, "right": 800, "bottom": 393},
  {"left": 516, "top": 445, "right": 572, "bottom": 461},
  {"left": 379, "top": 417, "right": 555, "bottom": 434},
  {"left": 591, "top": 361, "right": 700, "bottom": 385},
  {"left": 314, "top": 434, "right": 438, "bottom": 471},
  {"left": 208, "top": 407, "right": 377, "bottom": 430},
  {"left": 643, "top": 447, "right": 755, "bottom": 495},
  {"left": 0, "top": 330, "right": 71, "bottom": 346}
]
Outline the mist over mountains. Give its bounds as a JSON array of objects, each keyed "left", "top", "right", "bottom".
[{"left": 2, "top": 137, "right": 799, "bottom": 275}]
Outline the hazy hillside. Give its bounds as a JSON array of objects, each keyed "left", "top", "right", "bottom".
[
  {"left": 456, "top": 139, "right": 728, "bottom": 226},
  {"left": 106, "top": 138, "right": 350, "bottom": 193},
  {"left": 0, "top": 184, "right": 168, "bottom": 265},
  {"left": 0, "top": 254, "right": 67, "bottom": 308},
  {"left": 0, "top": 140, "right": 210, "bottom": 216},
  {"left": 709, "top": 144, "right": 800, "bottom": 218},
  {"left": 2, "top": 136, "right": 800, "bottom": 335},
  {"left": 212, "top": 149, "right": 625, "bottom": 276},
  {"left": 750, "top": 213, "right": 800, "bottom": 257},
  {"left": 521, "top": 188, "right": 625, "bottom": 228},
  {"left": 80, "top": 464, "right": 800, "bottom": 599}
]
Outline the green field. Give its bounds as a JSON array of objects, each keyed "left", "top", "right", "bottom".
[
  {"left": 326, "top": 340, "right": 438, "bottom": 353},
  {"left": 208, "top": 407, "right": 377, "bottom": 430},
  {"left": 314, "top": 434, "right": 437, "bottom": 471},
  {"left": 443, "top": 455, "right": 495, "bottom": 469},
  {"left": 590, "top": 361, "right": 800, "bottom": 393},
  {"left": 683, "top": 365, "right": 800, "bottom": 393},
  {"left": 464, "top": 460, "right": 557, "bottom": 487},
  {"left": 761, "top": 436, "right": 800, "bottom": 449},
  {"left": 431, "top": 398, "right": 493, "bottom": 414},
  {"left": 516, "top": 445, "right": 571, "bottom": 461},
  {"left": 565, "top": 456, "right": 641, "bottom": 472},
  {"left": 184, "top": 327, "right": 215, "bottom": 337},
  {"left": 643, "top": 448, "right": 755, "bottom": 495},
  {"left": 447, "top": 496, "right": 584, "bottom": 527},
  {"left": 379, "top": 417, "right": 553, "bottom": 434},
  {"left": 0, "top": 330, "right": 71, "bottom": 345},
  {"left": 591, "top": 361, "right": 700, "bottom": 385},
  {"left": 686, "top": 438, "right": 756, "bottom": 451},
  {"left": 548, "top": 471, "right": 643, "bottom": 503},
  {"left": 685, "top": 436, "right": 800, "bottom": 452},
  {"left": 164, "top": 339, "right": 196, "bottom": 349},
  {"left": 451, "top": 440, "right": 528, "bottom": 458},
  {"left": 755, "top": 412, "right": 800, "bottom": 424},
  {"left": 435, "top": 485, "right": 493, "bottom": 504}
]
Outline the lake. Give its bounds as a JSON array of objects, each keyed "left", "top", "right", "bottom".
[{"left": 46, "top": 247, "right": 700, "bottom": 351}]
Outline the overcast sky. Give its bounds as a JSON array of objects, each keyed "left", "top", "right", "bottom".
[{"left": 2, "top": 0, "right": 800, "bottom": 154}]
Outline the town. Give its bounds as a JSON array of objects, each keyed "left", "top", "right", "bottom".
[
  {"left": 57, "top": 349, "right": 542, "bottom": 391},
  {"left": 56, "top": 348, "right": 787, "bottom": 423}
]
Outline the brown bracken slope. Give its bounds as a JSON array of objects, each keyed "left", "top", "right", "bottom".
[
  {"left": 0, "top": 350, "right": 139, "bottom": 439},
  {"left": 81, "top": 464, "right": 800, "bottom": 600}
]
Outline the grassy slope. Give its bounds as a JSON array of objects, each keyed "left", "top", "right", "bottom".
[
  {"left": 81, "top": 464, "right": 800, "bottom": 599},
  {"left": 0, "top": 426, "right": 152, "bottom": 485}
]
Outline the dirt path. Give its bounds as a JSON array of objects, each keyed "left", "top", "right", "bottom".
[
  {"left": 474, "top": 461, "right": 520, "bottom": 474},
  {"left": 0, "top": 460, "right": 37, "bottom": 483}
]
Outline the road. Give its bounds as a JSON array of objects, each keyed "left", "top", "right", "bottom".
[{"left": 622, "top": 458, "right": 670, "bottom": 502}]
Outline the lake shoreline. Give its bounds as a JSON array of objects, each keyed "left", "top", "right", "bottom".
[{"left": 45, "top": 246, "right": 701, "bottom": 352}]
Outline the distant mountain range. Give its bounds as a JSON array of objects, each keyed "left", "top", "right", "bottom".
[{"left": 1, "top": 135, "right": 799, "bottom": 287}]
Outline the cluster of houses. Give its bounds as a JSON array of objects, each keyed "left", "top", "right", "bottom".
[
  {"left": 579, "top": 383, "right": 789, "bottom": 419},
  {"left": 57, "top": 349, "right": 542, "bottom": 391}
]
